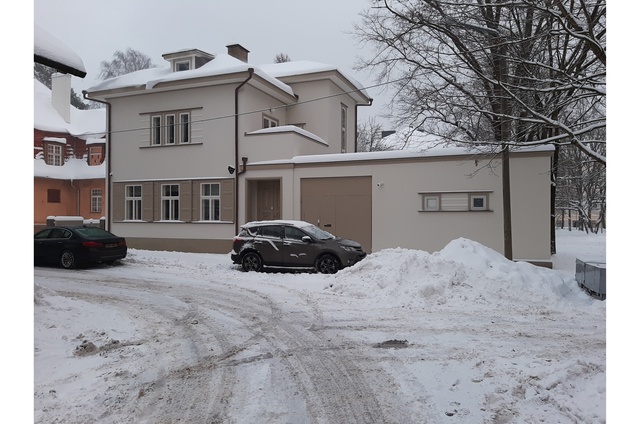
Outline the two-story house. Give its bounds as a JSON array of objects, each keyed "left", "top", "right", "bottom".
[
  {"left": 34, "top": 75, "right": 107, "bottom": 231},
  {"left": 86, "top": 44, "right": 554, "bottom": 267}
]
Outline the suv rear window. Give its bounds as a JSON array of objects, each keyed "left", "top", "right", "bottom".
[{"left": 258, "top": 225, "right": 282, "bottom": 238}]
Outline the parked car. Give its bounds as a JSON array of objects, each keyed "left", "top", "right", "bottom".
[
  {"left": 34, "top": 226, "right": 127, "bottom": 269},
  {"left": 231, "top": 220, "right": 366, "bottom": 274}
]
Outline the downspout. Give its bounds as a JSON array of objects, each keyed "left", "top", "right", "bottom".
[
  {"left": 234, "top": 68, "right": 254, "bottom": 235},
  {"left": 70, "top": 178, "right": 80, "bottom": 216},
  {"left": 83, "top": 91, "right": 111, "bottom": 231}
]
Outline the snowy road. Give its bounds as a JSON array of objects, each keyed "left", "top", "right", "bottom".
[{"left": 34, "top": 240, "right": 606, "bottom": 423}]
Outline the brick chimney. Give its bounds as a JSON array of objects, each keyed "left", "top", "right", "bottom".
[
  {"left": 226, "top": 44, "right": 249, "bottom": 63},
  {"left": 51, "top": 73, "right": 71, "bottom": 123}
]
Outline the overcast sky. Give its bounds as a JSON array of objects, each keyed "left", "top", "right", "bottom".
[{"left": 32, "top": 0, "right": 394, "bottom": 127}]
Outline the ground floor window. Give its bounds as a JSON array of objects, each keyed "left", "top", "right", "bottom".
[
  {"left": 420, "top": 191, "right": 492, "bottom": 212},
  {"left": 201, "top": 183, "right": 220, "bottom": 221},
  {"left": 125, "top": 185, "right": 142, "bottom": 220},
  {"left": 161, "top": 184, "right": 180, "bottom": 221},
  {"left": 90, "top": 188, "right": 103, "bottom": 213},
  {"left": 47, "top": 189, "right": 61, "bottom": 203}
]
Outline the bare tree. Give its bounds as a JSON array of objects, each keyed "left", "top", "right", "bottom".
[
  {"left": 354, "top": 0, "right": 606, "bottom": 164},
  {"left": 274, "top": 53, "right": 292, "bottom": 63},
  {"left": 98, "top": 48, "right": 155, "bottom": 80},
  {"left": 357, "top": 117, "right": 389, "bottom": 152}
]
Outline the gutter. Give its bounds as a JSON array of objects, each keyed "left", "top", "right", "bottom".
[
  {"left": 234, "top": 68, "right": 254, "bottom": 235},
  {"left": 70, "top": 178, "right": 80, "bottom": 216},
  {"left": 83, "top": 91, "right": 111, "bottom": 231}
]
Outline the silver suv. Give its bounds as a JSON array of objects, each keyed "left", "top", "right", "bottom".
[{"left": 231, "top": 220, "right": 366, "bottom": 274}]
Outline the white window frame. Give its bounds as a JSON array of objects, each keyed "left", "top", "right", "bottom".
[
  {"left": 175, "top": 60, "right": 191, "bottom": 72},
  {"left": 422, "top": 195, "right": 440, "bottom": 211},
  {"left": 125, "top": 185, "right": 142, "bottom": 220},
  {"left": 263, "top": 115, "right": 279, "bottom": 129},
  {"left": 90, "top": 188, "right": 103, "bottom": 213},
  {"left": 47, "top": 144, "right": 63, "bottom": 166},
  {"left": 151, "top": 115, "right": 162, "bottom": 145},
  {"left": 201, "top": 183, "right": 221, "bottom": 221},
  {"left": 165, "top": 114, "right": 176, "bottom": 145},
  {"left": 179, "top": 112, "right": 190, "bottom": 143},
  {"left": 161, "top": 184, "right": 180, "bottom": 221},
  {"left": 89, "top": 146, "right": 102, "bottom": 165},
  {"left": 470, "top": 194, "right": 488, "bottom": 211},
  {"left": 340, "top": 104, "right": 348, "bottom": 153}
]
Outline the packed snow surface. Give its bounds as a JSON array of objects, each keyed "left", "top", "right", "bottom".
[{"left": 34, "top": 229, "right": 605, "bottom": 423}]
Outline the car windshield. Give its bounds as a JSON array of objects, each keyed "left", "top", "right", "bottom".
[{"left": 301, "top": 225, "right": 335, "bottom": 240}]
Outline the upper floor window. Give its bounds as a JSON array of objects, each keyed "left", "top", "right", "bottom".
[
  {"left": 149, "top": 111, "right": 191, "bottom": 146},
  {"left": 125, "top": 185, "right": 142, "bottom": 220},
  {"left": 263, "top": 115, "right": 279, "bottom": 129},
  {"left": 166, "top": 114, "right": 176, "bottom": 145},
  {"left": 201, "top": 183, "right": 220, "bottom": 221},
  {"left": 180, "top": 112, "right": 190, "bottom": 143},
  {"left": 46, "top": 144, "right": 63, "bottom": 166},
  {"left": 340, "top": 104, "right": 348, "bottom": 153},
  {"left": 89, "top": 146, "right": 103, "bottom": 166},
  {"left": 91, "top": 189, "right": 103, "bottom": 213},
  {"left": 161, "top": 184, "right": 180, "bottom": 221},
  {"left": 175, "top": 60, "right": 190, "bottom": 72}
]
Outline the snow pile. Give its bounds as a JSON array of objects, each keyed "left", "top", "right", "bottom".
[{"left": 329, "top": 238, "right": 603, "bottom": 312}]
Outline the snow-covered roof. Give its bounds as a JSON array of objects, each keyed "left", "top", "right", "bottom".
[
  {"left": 246, "top": 125, "right": 328, "bottom": 146},
  {"left": 250, "top": 144, "right": 555, "bottom": 166},
  {"left": 86, "top": 51, "right": 370, "bottom": 102},
  {"left": 260, "top": 61, "right": 370, "bottom": 99},
  {"left": 34, "top": 79, "right": 106, "bottom": 138},
  {"left": 34, "top": 157, "right": 106, "bottom": 180},
  {"left": 34, "top": 24, "right": 86, "bottom": 78}
]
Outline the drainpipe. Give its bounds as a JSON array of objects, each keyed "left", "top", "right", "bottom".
[
  {"left": 83, "top": 91, "right": 111, "bottom": 231},
  {"left": 355, "top": 98, "right": 373, "bottom": 153},
  {"left": 70, "top": 178, "right": 80, "bottom": 216},
  {"left": 234, "top": 68, "right": 254, "bottom": 234}
]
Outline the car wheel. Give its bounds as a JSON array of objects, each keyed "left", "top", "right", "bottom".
[
  {"left": 60, "top": 250, "right": 76, "bottom": 269},
  {"left": 316, "top": 254, "right": 340, "bottom": 274},
  {"left": 242, "top": 252, "right": 263, "bottom": 272}
]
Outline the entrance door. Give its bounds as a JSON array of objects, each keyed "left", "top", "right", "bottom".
[{"left": 257, "top": 180, "right": 281, "bottom": 221}]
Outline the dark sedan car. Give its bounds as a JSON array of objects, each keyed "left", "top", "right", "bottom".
[
  {"left": 34, "top": 226, "right": 127, "bottom": 269},
  {"left": 231, "top": 220, "right": 366, "bottom": 274}
]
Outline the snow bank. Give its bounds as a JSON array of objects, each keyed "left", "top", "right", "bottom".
[{"left": 329, "top": 238, "right": 604, "bottom": 313}]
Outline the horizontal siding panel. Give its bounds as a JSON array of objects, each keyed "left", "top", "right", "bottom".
[{"left": 441, "top": 193, "right": 468, "bottom": 211}]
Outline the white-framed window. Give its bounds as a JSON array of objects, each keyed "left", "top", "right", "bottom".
[
  {"left": 165, "top": 114, "right": 176, "bottom": 145},
  {"left": 125, "top": 185, "right": 142, "bottom": 220},
  {"left": 149, "top": 111, "right": 194, "bottom": 145},
  {"left": 263, "top": 115, "right": 278, "bottom": 129},
  {"left": 420, "top": 191, "right": 491, "bottom": 212},
  {"left": 151, "top": 115, "right": 162, "bottom": 145},
  {"left": 423, "top": 195, "right": 440, "bottom": 211},
  {"left": 340, "top": 104, "right": 348, "bottom": 153},
  {"left": 201, "top": 183, "right": 220, "bottom": 221},
  {"left": 46, "top": 144, "right": 63, "bottom": 166},
  {"left": 175, "top": 60, "right": 190, "bottom": 72},
  {"left": 470, "top": 194, "right": 488, "bottom": 211},
  {"left": 161, "top": 184, "right": 180, "bottom": 221},
  {"left": 179, "top": 112, "right": 190, "bottom": 143},
  {"left": 89, "top": 146, "right": 102, "bottom": 165},
  {"left": 90, "top": 188, "right": 103, "bottom": 213}
]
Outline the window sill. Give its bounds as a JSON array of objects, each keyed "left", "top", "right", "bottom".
[
  {"left": 419, "top": 209, "right": 493, "bottom": 213},
  {"left": 141, "top": 142, "right": 203, "bottom": 149}
]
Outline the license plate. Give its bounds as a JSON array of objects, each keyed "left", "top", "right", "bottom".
[{"left": 106, "top": 243, "right": 117, "bottom": 248}]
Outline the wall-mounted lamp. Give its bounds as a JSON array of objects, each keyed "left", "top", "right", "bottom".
[
  {"left": 376, "top": 182, "right": 384, "bottom": 187},
  {"left": 228, "top": 166, "right": 235, "bottom": 174}
]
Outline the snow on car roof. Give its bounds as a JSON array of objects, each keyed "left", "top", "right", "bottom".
[{"left": 242, "top": 220, "right": 314, "bottom": 228}]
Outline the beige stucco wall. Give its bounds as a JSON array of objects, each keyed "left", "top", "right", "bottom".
[{"left": 245, "top": 150, "right": 552, "bottom": 264}]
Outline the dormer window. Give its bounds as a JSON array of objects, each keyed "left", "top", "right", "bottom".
[{"left": 175, "top": 60, "right": 191, "bottom": 72}]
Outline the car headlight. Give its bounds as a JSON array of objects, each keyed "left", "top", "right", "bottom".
[{"left": 340, "top": 245, "right": 356, "bottom": 252}]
